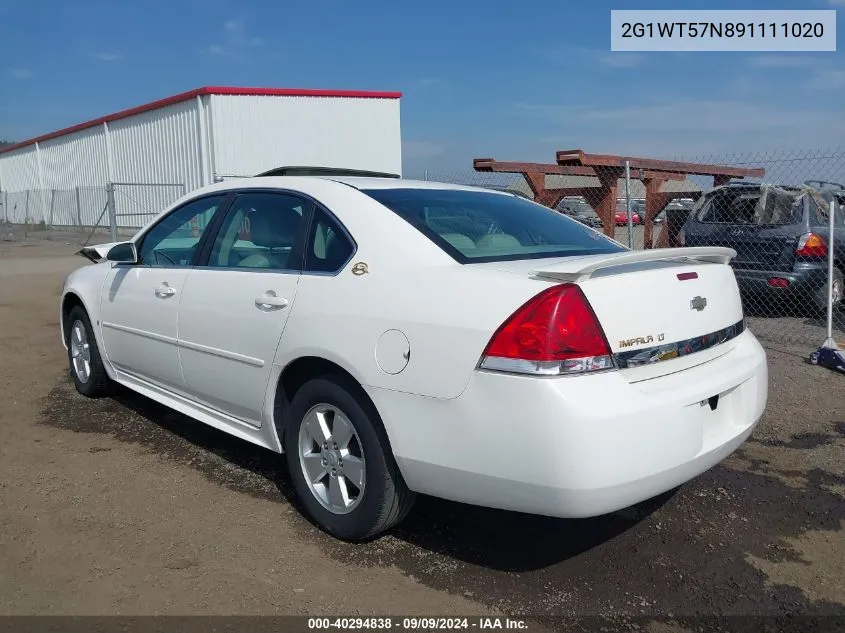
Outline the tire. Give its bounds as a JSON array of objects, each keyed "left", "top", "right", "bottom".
[
  {"left": 284, "top": 374, "right": 415, "bottom": 541},
  {"left": 65, "top": 305, "right": 112, "bottom": 398},
  {"left": 811, "top": 268, "right": 843, "bottom": 316}
]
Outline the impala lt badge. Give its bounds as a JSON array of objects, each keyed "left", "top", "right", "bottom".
[
  {"left": 618, "top": 332, "right": 665, "bottom": 348},
  {"left": 690, "top": 296, "right": 707, "bottom": 311}
]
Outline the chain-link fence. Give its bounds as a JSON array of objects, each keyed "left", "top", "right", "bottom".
[
  {"left": 1, "top": 150, "right": 842, "bottom": 349},
  {"left": 0, "top": 181, "right": 186, "bottom": 241},
  {"left": 415, "top": 148, "right": 845, "bottom": 349},
  {"left": 109, "top": 182, "right": 187, "bottom": 234}
]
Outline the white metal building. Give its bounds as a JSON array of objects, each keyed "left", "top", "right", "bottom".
[{"left": 0, "top": 86, "right": 403, "bottom": 228}]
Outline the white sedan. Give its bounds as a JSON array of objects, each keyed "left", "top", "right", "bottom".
[{"left": 60, "top": 175, "right": 768, "bottom": 541}]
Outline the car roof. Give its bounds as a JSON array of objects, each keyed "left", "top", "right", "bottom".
[{"left": 212, "top": 175, "right": 515, "bottom": 195}]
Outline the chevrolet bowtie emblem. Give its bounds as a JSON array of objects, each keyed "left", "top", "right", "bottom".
[{"left": 690, "top": 296, "right": 707, "bottom": 311}]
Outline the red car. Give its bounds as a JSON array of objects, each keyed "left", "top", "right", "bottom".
[{"left": 614, "top": 202, "right": 641, "bottom": 226}]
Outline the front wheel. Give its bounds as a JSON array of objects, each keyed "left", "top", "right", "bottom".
[
  {"left": 65, "top": 305, "right": 112, "bottom": 398},
  {"left": 284, "top": 375, "right": 415, "bottom": 541}
]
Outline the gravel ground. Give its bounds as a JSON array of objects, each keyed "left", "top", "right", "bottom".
[{"left": 0, "top": 231, "right": 843, "bottom": 632}]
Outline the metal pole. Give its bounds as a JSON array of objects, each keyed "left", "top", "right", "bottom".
[
  {"left": 106, "top": 182, "right": 117, "bottom": 242},
  {"left": 823, "top": 200, "right": 836, "bottom": 348},
  {"left": 48, "top": 189, "right": 56, "bottom": 227},
  {"left": 624, "top": 160, "right": 633, "bottom": 249},
  {"left": 75, "top": 187, "right": 83, "bottom": 231}
]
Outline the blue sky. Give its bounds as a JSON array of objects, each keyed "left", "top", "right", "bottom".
[{"left": 1, "top": 0, "right": 844, "bottom": 177}]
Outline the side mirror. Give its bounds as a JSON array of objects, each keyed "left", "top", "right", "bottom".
[{"left": 106, "top": 242, "right": 139, "bottom": 264}]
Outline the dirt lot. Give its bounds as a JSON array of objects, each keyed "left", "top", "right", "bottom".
[{"left": 0, "top": 232, "right": 843, "bottom": 630}]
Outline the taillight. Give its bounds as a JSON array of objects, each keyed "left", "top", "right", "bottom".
[
  {"left": 795, "top": 233, "right": 827, "bottom": 258},
  {"left": 478, "top": 284, "right": 615, "bottom": 376}
]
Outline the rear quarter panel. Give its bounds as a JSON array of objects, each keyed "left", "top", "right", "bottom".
[{"left": 276, "top": 262, "right": 547, "bottom": 400}]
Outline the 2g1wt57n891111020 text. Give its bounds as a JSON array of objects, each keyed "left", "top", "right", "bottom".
[{"left": 610, "top": 9, "right": 837, "bottom": 52}]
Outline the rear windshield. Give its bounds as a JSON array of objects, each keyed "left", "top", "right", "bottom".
[
  {"left": 695, "top": 185, "right": 804, "bottom": 226},
  {"left": 362, "top": 188, "right": 625, "bottom": 263}
]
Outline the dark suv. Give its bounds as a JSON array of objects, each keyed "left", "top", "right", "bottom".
[{"left": 680, "top": 182, "right": 844, "bottom": 315}]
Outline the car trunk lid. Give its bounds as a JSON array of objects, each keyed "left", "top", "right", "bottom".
[{"left": 483, "top": 247, "right": 745, "bottom": 381}]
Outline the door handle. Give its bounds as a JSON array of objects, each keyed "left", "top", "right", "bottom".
[
  {"left": 155, "top": 283, "right": 176, "bottom": 298},
  {"left": 255, "top": 291, "right": 289, "bottom": 311}
]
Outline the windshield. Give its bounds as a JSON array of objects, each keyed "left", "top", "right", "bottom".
[{"left": 362, "top": 188, "right": 625, "bottom": 263}]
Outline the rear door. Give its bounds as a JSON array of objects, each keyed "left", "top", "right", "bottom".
[{"left": 175, "top": 191, "right": 311, "bottom": 427}]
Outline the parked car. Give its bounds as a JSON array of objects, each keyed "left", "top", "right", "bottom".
[
  {"left": 62, "top": 175, "right": 768, "bottom": 541},
  {"left": 680, "top": 182, "right": 844, "bottom": 315},
  {"left": 615, "top": 200, "right": 641, "bottom": 225},
  {"left": 558, "top": 199, "right": 603, "bottom": 228}
]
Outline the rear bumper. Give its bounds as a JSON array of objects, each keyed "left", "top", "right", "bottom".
[
  {"left": 734, "top": 267, "right": 827, "bottom": 302},
  {"left": 367, "top": 330, "right": 768, "bottom": 518}
]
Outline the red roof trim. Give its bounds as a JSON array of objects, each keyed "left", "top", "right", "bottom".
[{"left": 0, "top": 86, "right": 403, "bottom": 155}]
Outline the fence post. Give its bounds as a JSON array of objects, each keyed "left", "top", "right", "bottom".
[
  {"left": 2, "top": 190, "right": 7, "bottom": 224},
  {"left": 106, "top": 182, "right": 117, "bottom": 241},
  {"left": 48, "top": 189, "right": 56, "bottom": 227},
  {"left": 75, "top": 186, "right": 83, "bottom": 231},
  {"left": 823, "top": 200, "right": 837, "bottom": 348},
  {"left": 624, "top": 160, "right": 633, "bottom": 249},
  {"left": 25, "top": 189, "right": 30, "bottom": 222}
]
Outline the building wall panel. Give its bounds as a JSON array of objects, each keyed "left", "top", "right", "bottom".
[
  {"left": 39, "top": 125, "right": 109, "bottom": 188},
  {"left": 0, "top": 147, "right": 41, "bottom": 222},
  {"left": 0, "top": 146, "right": 39, "bottom": 192},
  {"left": 1, "top": 90, "right": 402, "bottom": 227},
  {"left": 210, "top": 95, "right": 402, "bottom": 178},
  {"left": 32, "top": 127, "right": 110, "bottom": 226},
  {"left": 108, "top": 100, "right": 202, "bottom": 226}
]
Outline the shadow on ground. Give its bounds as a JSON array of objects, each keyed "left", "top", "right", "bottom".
[{"left": 41, "top": 378, "right": 845, "bottom": 619}]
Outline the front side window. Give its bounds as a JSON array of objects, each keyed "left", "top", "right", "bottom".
[
  {"left": 137, "top": 195, "right": 226, "bottom": 267},
  {"left": 207, "top": 192, "right": 309, "bottom": 270},
  {"left": 362, "top": 188, "right": 624, "bottom": 263}
]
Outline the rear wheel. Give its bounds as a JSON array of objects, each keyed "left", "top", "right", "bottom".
[
  {"left": 812, "top": 268, "right": 843, "bottom": 316},
  {"left": 284, "top": 375, "right": 415, "bottom": 541},
  {"left": 65, "top": 305, "right": 112, "bottom": 398}
]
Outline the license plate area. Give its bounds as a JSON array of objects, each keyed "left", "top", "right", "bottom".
[{"left": 698, "top": 385, "right": 741, "bottom": 442}]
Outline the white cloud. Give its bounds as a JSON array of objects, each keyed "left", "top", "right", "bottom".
[
  {"left": 745, "top": 55, "right": 819, "bottom": 68},
  {"left": 806, "top": 68, "right": 845, "bottom": 90},
  {"left": 533, "top": 46, "right": 648, "bottom": 69},
  {"left": 598, "top": 52, "right": 647, "bottom": 68},
  {"left": 410, "top": 78, "right": 443, "bottom": 88},
  {"left": 202, "top": 18, "right": 265, "bottom": 58},
  {"left": 402, "top": 140, "right": 445, "bottom": 159},
  {"left": 515, "top": 98, "right": 845, "bottom": 156},
  {"left": 92, "top": 52, "right": 123, "bottom": 62},
  {"left": 6, "top": 68, "right": 33, "bottom": 79}
]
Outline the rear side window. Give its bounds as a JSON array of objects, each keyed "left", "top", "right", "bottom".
[
  {"left": 695, "top": 186, "right": 804, "bottom": 226},
  {"left": 304, "top": 208, "right": 355, "bottom": 273},
  {"left": 362, "top": 188, "right": 624, "bottom": 263}
]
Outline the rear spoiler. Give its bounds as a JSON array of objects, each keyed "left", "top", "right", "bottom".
[
  {"left": 77, "top": 242, "right": 121, "bottom": 263},
  {"left": 530, "top": 247, "right": 737, "bottom": 283}
]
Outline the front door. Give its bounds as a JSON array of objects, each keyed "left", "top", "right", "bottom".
[
  {"left": 98, "top": 194, "right": 228, "bottom": 393},
  {"left": 176, "top": 192, "right": 311, "bottom": 426}
]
